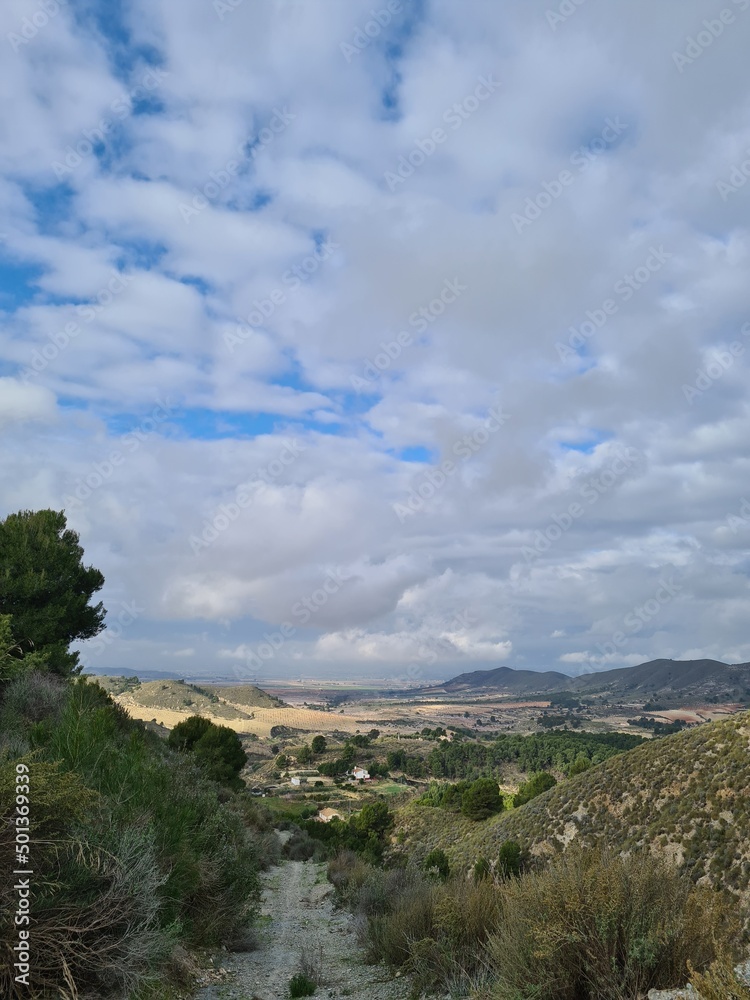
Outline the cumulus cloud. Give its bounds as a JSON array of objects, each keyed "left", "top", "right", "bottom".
[{"left": 2, "top": 0, "right": 750, "bottom": 681}]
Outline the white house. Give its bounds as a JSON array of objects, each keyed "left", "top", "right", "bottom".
[
  {"left": 350, "top": 767, "right": 370, "bottom": 780},
  {"left": 290, "top": 776, "right": 301, "bottom": 786}
]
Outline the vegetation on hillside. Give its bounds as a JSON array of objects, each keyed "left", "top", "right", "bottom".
[
  {"left": 397, "top": 710, "right": 750, "bottom": 898},
  {"left": 0, "top": 509, "right": 266, "bottom": 998},
  {"left": 426, "top": 729, "right": 644, "bottom": 780},
  {"left": 328, "top": 845, "right": 741, "bottom": 999}
]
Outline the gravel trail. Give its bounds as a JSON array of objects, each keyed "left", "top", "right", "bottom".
[{"left": 195, "top": 859, "right": 414, "bottom": 1000}]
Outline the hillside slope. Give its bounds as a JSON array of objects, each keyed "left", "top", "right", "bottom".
[
  {"left": 205, "top": 683, "right": 287, "bottom": 709},
  {"left": 397, "top": 710, "right": 750, "bottom": 898},
  {"left": 100, "top": 678, "right": 252, "bottom": 720},
  {"left": 426, "top": 665, "right": 570, "bottom": 694}
]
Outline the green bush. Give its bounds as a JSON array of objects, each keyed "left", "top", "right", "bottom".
[
  {"left": 289, "top": 971, "right": 317, "bottom": 997},
  {"left": 462, "top": 777, "right": 503, "bottom": 820},
  {"left": 168, "top": 715, "right": 247, "bottom": 788},
  {"left": 496, "top": 840, "right": 525, "bottom": 879},
  {"left": 513, "top": 770, "right": 557, "bottom": 806},
  {"left": 0, "top": 677, "right": 261, "bottom": 998},
  {"left": 423, "top": 848, "right": 450, "bottom": 880},
  {"left": 485, "top": 846, "right": 739, "bottom": 1000}
]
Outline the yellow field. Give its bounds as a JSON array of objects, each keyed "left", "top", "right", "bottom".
[{"left": 115, "top": 696, "right": 364, "bottom": 736}]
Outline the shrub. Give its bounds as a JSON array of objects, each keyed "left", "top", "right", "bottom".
[
  {"left": 311, "top": 735, "right": 327, "bottom": 754},
  {"left": 513, "top": 770, "right": 557, "bottom": 807},
  {"left": 423, "top": 848, "right": 450, "bottom": 880},
  {"left": 289, "top": 971, "right": 317, "bottom": 997},
  {"left": 1, "top": 679, "right": 261, "bottom": 998},
  {"left": 169, "top": 715, "right": 247, "bottom": 788},
  {"left": 485, "top": 846, "right": 739, "bottom": 1000},
  {"left": 0, "top": 670, "right": 67, "bottom": 730},
  {"left": 496, "top": 840, "right": 524, "bottom": 879},
  {"left": 688, "top": 954, "right": 750, "bottom": 1000},
  {"left": 473, "top": 855, "right": 492, "bottom": 882},
  {"left": 366, "top": 875, "right": 435, "bottom": 967},
  {"left": 283, "top": 828, "right": 328, "bottom": 862}
]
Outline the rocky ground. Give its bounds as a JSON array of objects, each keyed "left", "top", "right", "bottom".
[{"left": 194, "top": 859, "right": 414, "bottom": 1000}]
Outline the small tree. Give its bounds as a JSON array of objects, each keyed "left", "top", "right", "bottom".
[
  {"left": 311, "top": 735, "right": 327, "bottom": 754},
  {"left": 193, "top": 725, "right": 247, "bottom": 788},
  {"left": 296, "top": 744, "right": 313, "bottom": 765},
  {"left": 462, "top": 778, "right": 503, "bottom": 821},
  {"left": 168, "top": 715, "right": 213, "bottom": 751},
  {"left": 168, "top": 715, "right": 247, "bottom": 789}
]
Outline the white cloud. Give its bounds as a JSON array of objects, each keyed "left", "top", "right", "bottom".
[{"left": 2, "top": 1, "right": 750, "bottom": 679}]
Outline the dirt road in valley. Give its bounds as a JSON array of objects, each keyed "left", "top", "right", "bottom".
[{"left": 195, "top": 859, "right": 413, "bottom": 1000}]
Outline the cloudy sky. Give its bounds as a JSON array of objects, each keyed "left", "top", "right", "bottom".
[{"left": 2, "top": 0, "right": 750, "bottom": 684}]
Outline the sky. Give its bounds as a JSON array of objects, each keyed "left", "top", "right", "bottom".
[{"left": 1, "top": 0, "right": 750, "bottom": 685}]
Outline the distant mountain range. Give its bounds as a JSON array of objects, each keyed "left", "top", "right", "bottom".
[{"left": 418, "top": 658, "right": 750, "bottom": 704}]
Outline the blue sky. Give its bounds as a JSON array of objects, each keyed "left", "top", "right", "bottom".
[{"left": 2, "top": 0, "right": 750, "bottom": 682}]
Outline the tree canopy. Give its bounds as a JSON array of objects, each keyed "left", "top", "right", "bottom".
[
  {"left": 462, "top": 777, "right": 504, "bottom": 821},
  {"left": 169, "top": 715, "right": 247, "bottom": 789},
  {"left": 0, "top": 509, "right": 106, "bottom": 676}
]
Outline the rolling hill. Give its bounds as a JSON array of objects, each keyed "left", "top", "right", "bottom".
[
  {"left": 397, "top": 709, "right": 750, "bottom": 901},
  {"left": 203, "top": 683, "right": 287, "bottom": 709},
  {"left": 422, "top": 657, "right": 750, "bottom": 704}
]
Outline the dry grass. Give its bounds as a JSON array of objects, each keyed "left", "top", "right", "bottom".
[{"left": 115, "top": 699, "right": 365, "bottom": 736}]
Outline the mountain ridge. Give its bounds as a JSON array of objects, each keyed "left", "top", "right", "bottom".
[{"left": 419, "top": 657, "right": 750, "bottom": 703}]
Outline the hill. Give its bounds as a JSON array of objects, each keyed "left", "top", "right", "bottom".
[
  {"left": 396, "top": 709, "right": 750, "bottom": 901},
  {"left": 93, "top": 677, "right": 251, "bottom": 721},
  {"left": 425, "top": 665, "right": 570, "bottom": 695},
  {"left": 204, "top": 683, "right": 287, "bottom": 709},
  {"left": 424, "top": 657, "right": 750, "bottom": 705}
]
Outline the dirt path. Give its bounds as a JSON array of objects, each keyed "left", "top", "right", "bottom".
[{"left": 195, "top": 860, "right": 414, "bottom": 1000}]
